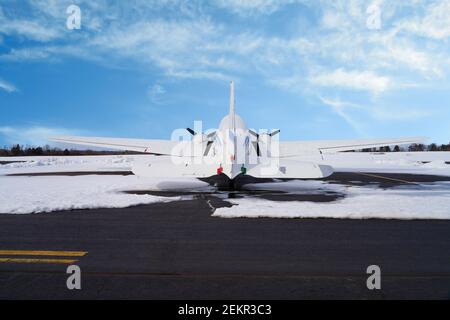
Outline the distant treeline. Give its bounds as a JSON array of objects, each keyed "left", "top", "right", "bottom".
[
  {"left": 360, "top": 143, "right": 450, "bottom": 153},
  {"left": 1, "top": 143, "right": 450, "bottom": 157},
  {"left": 0, "top": 144, "right": 140, "bottom": 157}
]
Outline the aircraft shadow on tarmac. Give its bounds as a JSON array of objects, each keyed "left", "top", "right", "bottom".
[{"left": 123, "top": 172, "right": 450, "bottom": 206}]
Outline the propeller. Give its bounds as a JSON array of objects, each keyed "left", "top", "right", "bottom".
[
  {"left": 187, "top": 128, "right": 217, "bottom": 156},
  {"left": 249, "top": 130, "right": 261, "bottom": 157},
  {"left": 249, "top": 129, "right": 281, "bottom": 157},
  {"left": 249, "top": 129, "right": 280, "bottom": 157},
  {"left": 249, "top": 129, "right": 280, "bottom": 137}
]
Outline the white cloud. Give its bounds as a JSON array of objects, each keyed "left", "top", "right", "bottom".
[
  {"left": 318, "top": 96, "right": 362, "bottom": 110},
  {"left": 319, "top": 96, "right": 430, "bottom": 124},
  {"left": 0, "top": 4, "right": 62, "bottom": 42},
  {"left": 309, "top": 1, "right": 449, "bottom": 83},
  {"left": 214, "top": 0, "right": 303, "bottom": 16},
  {"left": 318, "top": 96, "right": 365, "bottom": 134},
  {"left": 310, "top": 69, "right": 392, "bottom": 94},
  {"left": 0, "top": 19, "right": 61, "bottom": 42},
  {"left": 0, "top": 0, "right": 115, "bottom": 42},
  {"left": 0, "top": 48, "right": 51, "bottom": 61},
  {"left": 396, "top": 1, "right": 450, "bottom": 40},
  {"left": 0, "top": 0, "right": 448, "bottom": 143},
  {"left": 0, "top": 126, "right": 83, "bottom": 146},
  {"left": 0, "top": 0, "right": 449, "bottom": 101},
  {"left": 372, "top": 43, "right": 442, "bottom": 78},
  {"left": 0, "top": 79, "right": 17, "bottom": 93},
  {"left": 86, "top": 18, "right": 235, "bottom": 80}
]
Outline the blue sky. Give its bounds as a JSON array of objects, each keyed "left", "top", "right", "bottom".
[{"left": 0, "top": 0, "right": 449, "bottom": 147}]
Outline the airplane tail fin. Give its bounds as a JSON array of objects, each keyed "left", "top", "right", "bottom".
[{"left": 229, "top": 81, "right": 235, "bottom": 133}]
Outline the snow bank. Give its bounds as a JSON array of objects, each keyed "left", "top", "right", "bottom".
[
  {"left": 214, "top": 181, "right": 450, "bottom": 220},
  {"left": 0, "top": 175, "right": 209, "bottom": 214},
  {"left": 0, "top": 155, "right": 140, "bottom": 175}
]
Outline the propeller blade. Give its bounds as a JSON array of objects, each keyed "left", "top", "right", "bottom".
[
  {"left": 206, "top": 131, "right": 217, "bottom": 139},
  {"left": 204, "top": 140, "right": 214, "bottom": 156},
  {"left": 270, "top": 129, "right": 280, "bottom": 137},
  {"left": 249, "top": 130, "right": 259, "bottom": 138},
  {"left": 186, "top": 128, "right": 196, "bottom": 136}
]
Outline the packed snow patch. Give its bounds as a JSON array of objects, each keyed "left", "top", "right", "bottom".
[
  {"left": 0, "top": 155, "right": 139, "bottom": 175},
  {"left": 0, "top": 175, "right": 209, "bottom": 214},
  {"left": 214, "top": 181, "right": 450, "bottom": 220}
]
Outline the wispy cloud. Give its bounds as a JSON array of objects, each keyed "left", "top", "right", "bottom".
[
  {"left": 0, "top": 78, "right": 17, "bottom": 93},
  {"left": 318, "top": 96, "right": 366, "bottom": 134},
  {"left": 0, "top": 4, "right": 63, "bottom": 42},
  {"left": 0, "top": 0, "right": 449, "bottom": 140},
  {"left": 318, "top": 95, "right": 431, "bottom": 136},
  {"left": 1, "top": 0, "right": 448, "bottom": 87},
  {"left": 310, "top": 69, "right": 393, "bottom": 94},
  {"left": 214, "top": 0, "right": 304, "bottom": 16},
  {"left": 371, "top": 43, "right": 443, "bottom": 78},
  {"left": 395, "top": 0, "right": 450, "bottom": 40},
  {"left": 0, "top": 19, "right": 61, "bottom": 42}
]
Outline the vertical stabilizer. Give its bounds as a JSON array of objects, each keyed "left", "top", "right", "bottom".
[{"left": 229, "top": 81, "right": 236, "bottom": 133}]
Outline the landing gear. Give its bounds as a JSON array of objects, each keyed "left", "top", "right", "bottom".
[
  {"left": 228, "top": 178, "right": 236, "bottom": 190},
  {"left": 200, "top": 174, "right": 237, "bottom": 191}
]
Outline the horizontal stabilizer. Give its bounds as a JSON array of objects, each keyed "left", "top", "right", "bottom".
[
  {"left": 247, "top": 159, "right": 334, "bottom": 179},
  {"left": 132, "top": 157, "right": 218, "bottom": 178}
]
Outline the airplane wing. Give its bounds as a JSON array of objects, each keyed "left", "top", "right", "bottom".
[
  {"left": 279, "top": 137, "right": 426, "bottom": 157},
  {"left": 50, "top": 136, "right": 181, "bottom": 156}
]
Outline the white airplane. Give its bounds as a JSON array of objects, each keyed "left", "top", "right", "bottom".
[{"left": 52, "top": 81, "right": 424, "bottom": 187}]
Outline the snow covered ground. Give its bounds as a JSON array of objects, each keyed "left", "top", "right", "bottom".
[
  {"left": 0, "top": 155, "right": 140, "bottom": 175},
  {"left": 1, "top": 152, "right": 450, "bottom": 218},
  {"left": 1, "top": 151, "right": 450, "bottom": 176},
  {"left": 0, "top": 175, "right": 209, "bottom": 214},
  {"left": 214, "top": 180, "right": 450, "bottom": 220}
]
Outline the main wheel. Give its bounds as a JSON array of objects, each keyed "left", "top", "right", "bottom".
[{"left": 228, "top": 178, "right": 235, "bottom": 190}]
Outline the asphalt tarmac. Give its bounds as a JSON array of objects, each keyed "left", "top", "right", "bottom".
[{"left": 0, "top": 172, "right": 450, "bottom": 299}]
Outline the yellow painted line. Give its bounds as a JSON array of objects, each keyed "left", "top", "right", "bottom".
[
  {"left": 356, "top": 172, "right": 419, "bottom": 185},
  {"left": 0, "top": 250, "right": 87, "bottom": 257},
  {"left": 0, "top": 258, "right": 78, "bottom": 264}
]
